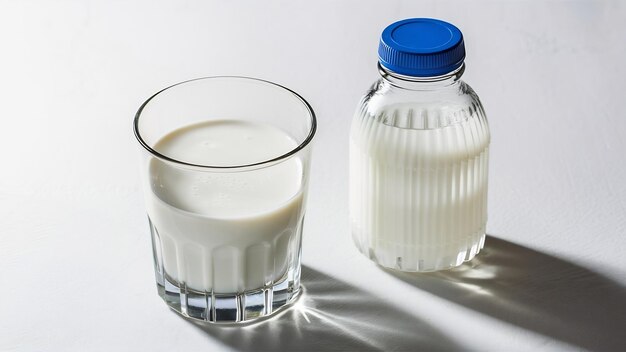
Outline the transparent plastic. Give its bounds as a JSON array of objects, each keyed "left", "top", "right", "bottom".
[
  {"left": 134, "top": 77, "right": 316, "bottom": 323},
  {"left": 350, "top": 64, "right": 490, "bottom": 271}
]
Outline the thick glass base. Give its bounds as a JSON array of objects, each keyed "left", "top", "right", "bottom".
[
  {"left": 156, "top": 273, "right": 301, "bottom": 323},
  {"left": 354, "top": 228, "right": 486, "bottom": 272},
  {"left": 148, "top": 216, "right": 304, "bottom": 324}
]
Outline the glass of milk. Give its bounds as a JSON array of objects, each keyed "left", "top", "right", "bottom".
[{"left": 134, "top": 77, "right": 316, "bottom": 323}]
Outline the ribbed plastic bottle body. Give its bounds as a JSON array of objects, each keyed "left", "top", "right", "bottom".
[{"left": 349, "top": 66, "right": 490, "bottom": 271}]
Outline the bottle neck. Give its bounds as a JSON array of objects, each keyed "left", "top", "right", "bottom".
[{"left": 378, "top": 62, "right": 464, "bottom": 90}]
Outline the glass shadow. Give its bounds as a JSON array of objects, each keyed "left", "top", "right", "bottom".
[{"left": 182, "top": 266, "right": 459, "bottom": 351}]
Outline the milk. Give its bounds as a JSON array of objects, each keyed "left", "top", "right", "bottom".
[
  {"left": 145, "top": 120, "right": 305, "bottom": 293},
  {"left": 350, "top": 103, "right": 490, "bottom": 271}
]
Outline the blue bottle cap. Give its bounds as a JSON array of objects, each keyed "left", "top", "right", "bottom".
[{"left": 378, "top": 18, "right": 465, "bottom": 77}]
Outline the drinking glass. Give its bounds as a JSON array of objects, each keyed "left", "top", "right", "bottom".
[{"left": 134, "top": 77, "right": 316, "bottom": 323}]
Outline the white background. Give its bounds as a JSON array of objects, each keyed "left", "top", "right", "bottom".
[{"left": 1, "top": 1, "right": 625, "bottom": 351}]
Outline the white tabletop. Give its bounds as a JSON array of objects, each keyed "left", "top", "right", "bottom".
[{"left": 1, "top": 1, "right": 625, "bottom": 351}]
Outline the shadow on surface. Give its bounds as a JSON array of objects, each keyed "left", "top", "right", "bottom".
[
  {"left": 184, "top": 266, "right": 459, "bottom": 351},
  {"left": 387, "top": 235, "right": 626, "bottom": 351}
]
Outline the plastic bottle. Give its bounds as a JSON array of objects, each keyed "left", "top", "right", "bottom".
[{"left": 350, "top": 18, "right": 490, "bottom": 271}]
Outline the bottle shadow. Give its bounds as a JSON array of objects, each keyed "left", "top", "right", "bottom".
[
  {"left": 183, "top": 266, "right": 460, "bottom": 351},
  {"left": 386, "top": 235, "right": 626, "bottom": 351}
]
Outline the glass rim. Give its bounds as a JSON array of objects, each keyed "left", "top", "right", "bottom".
[{"left": 133, "top": 76, "right": 317, "bottom": 171}]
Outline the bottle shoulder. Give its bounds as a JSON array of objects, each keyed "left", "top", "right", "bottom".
[
  {"left": 361, "top": 78, "right": 484, "bottom": 113},
  {"left": 351, "top": 78, "right": 490, "bottom": 162},
  {"left": 355, "top": 78, "right": 488, "bottom": 130}
]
